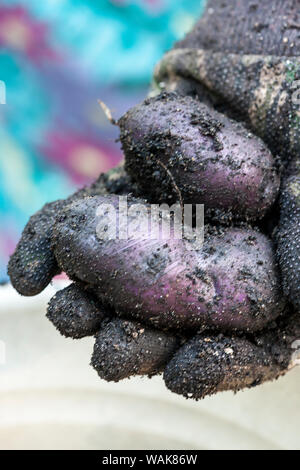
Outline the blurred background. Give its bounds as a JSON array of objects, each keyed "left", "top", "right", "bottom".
[{"left": 0, "top": 0, "right": 205, "bottom": 283}]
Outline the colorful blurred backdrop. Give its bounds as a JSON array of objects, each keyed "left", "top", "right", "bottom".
[{"left": 0, "top": 0, "right": 204, "bottom": 283}]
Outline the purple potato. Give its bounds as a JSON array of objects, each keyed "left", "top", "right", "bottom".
[
  {"left": 119, "top": 93, "right": 280, "bottom": 220},
  {"left": 52, "top": 194, "right": 285, "bottom": 333}
]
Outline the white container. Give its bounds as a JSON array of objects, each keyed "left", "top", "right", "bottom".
[{"left": 0, "top": 282, "right": 299, "bottom": 450}]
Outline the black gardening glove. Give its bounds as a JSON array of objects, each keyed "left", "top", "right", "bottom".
[{"left": 8, "top": 0, "right": 300, "bottom": 399}]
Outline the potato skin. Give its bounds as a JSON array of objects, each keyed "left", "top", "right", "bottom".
[
  {"left": 52, "top": 195, "right": 284, "bottom": 333},
  {"left": 120, "top": 93, "right": 280, "bottom": 220}
]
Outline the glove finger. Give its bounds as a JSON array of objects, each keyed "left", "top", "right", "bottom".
[
  {"left": 164, "top": 310, "right": 300, "bottom": 400},
  {"left": 8, "top": 164, "right": 131, "bottom": 296},
  {"left": 8, "top": 200, "right": 63, "bottom": 296},
  {"left": 277, "top": 161, "right": 300, "bottom": 310},
  {"left": 47, "top": 283, "right": 110, "bottom": 339},
  {"left": 47, "top": 282, "right": 180, "bottom": 378},
  {"left": 91, "top": 318, "right": 180, "bottom": 382}
]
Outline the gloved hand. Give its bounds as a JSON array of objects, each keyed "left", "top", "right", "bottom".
[{"left": 8, "top": 0, "right": 300, "bottom": 400}]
